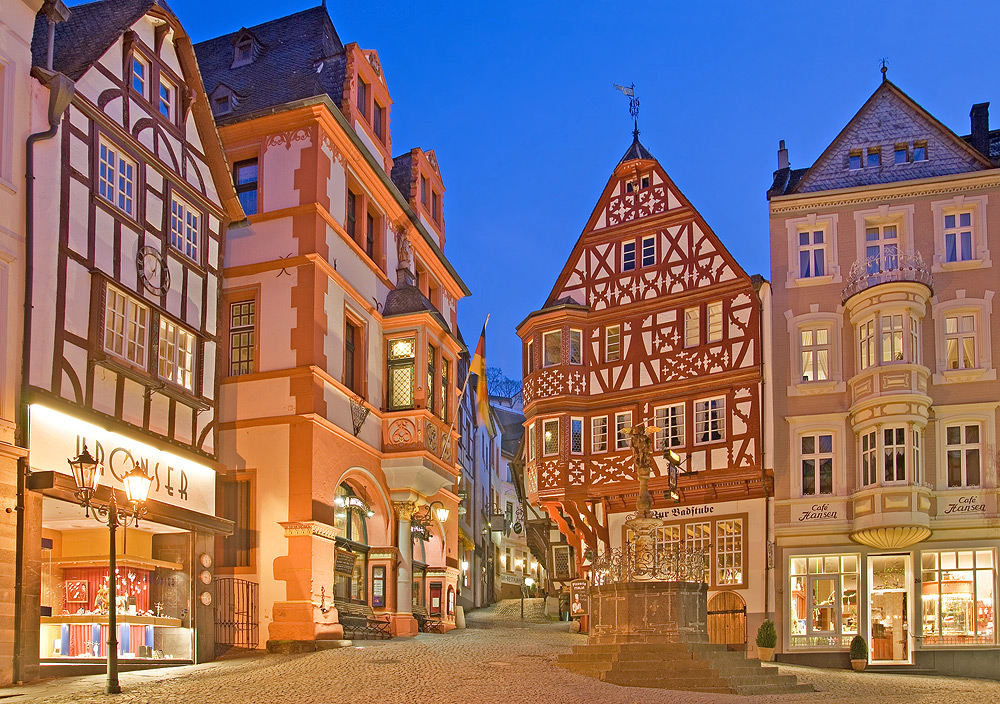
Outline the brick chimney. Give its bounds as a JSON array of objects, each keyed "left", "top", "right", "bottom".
[
  {"left": 970, "top": 103, "right": 990, "bottom": 157},
  {"left": 777, "top": 140, "right": 789, "bottom": 170}
]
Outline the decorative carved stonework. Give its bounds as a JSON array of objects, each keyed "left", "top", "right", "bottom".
[
  {"left": 393, "top": 501, "right": 417, "bottom": 522},
  {"left": 368, "top": 51, "right": 382, "bottom": 76},
  {"left": 394, "top": 225, "right": 413, "bottom": 269},
  {"left": 265, "top": 128, "right": 310, "bottom": 151}
]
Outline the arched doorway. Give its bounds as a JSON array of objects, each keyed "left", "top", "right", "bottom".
[
  {"left": 334, "top": 483, "right": 370, "bottom": 604},
  {"left": 707, "top": 591, "right": 746, "bottom": 650}
]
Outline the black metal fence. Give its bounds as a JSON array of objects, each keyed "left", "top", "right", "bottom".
[{"left": 215, "top": 577, "right": 259, "bottom": 653}]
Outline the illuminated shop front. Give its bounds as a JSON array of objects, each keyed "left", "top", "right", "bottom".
[
  {"left": 333, "top": 484, "right": 372, "bottom": 604},
  {"left": 27, "top": 405, "right": 232, "bottom": 668}
]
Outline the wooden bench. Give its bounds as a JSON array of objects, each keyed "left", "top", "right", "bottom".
[
  {"left": 412, "top": 605, "right": 443, "bottom": 633},
  {"left": 335, "top": 601, "right": 391, "bottom": 640}
]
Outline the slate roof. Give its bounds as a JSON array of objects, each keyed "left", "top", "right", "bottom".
[
  {"left": 390, "top": 151, "right": 413, "bottom": 203},
  {"left": 31, "top": 0, "right": 176, "bottom": 79},
  {"left": 961, "top": 128, "right": 1000, "bottom": 160},
  {"left": 766, "top": 167, "right": 808, "bottom": 199},
  {"left": 193, "top": 6, "right": 347, "bottom": 124},
  {"left": 492, "top": 405, "right": 525, "bottom": 458},
  {"left": 618, "top": 132, "right": 656, "bottom": 165}
]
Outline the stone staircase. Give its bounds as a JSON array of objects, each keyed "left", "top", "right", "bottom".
[{"left": 556, "top": 640, "right": 814, "bottom": 694}]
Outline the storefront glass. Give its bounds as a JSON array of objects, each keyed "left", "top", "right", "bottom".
[
  {"left": 789, "top": 554, "right": 859, "bottom": 647},
  {"left": 334, "top": 484, "right": 369, "bottom": 603},
  {"left": 869, "top": 554, "right": 910, "bottom": 662},
  {"left": 921, "top": 549, "right": 995, "bottom": 645}
]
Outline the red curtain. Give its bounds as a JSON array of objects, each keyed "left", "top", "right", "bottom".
[{"left": 63, "top": 567, "right": 150, "bottom": 658}]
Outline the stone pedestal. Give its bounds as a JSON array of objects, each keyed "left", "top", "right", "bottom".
[
  {"left": 266, "top": 601, "right": 343, "bottom": 649},
  {"left": 589, "top": 581, "right": 707, "bottom": 645}
]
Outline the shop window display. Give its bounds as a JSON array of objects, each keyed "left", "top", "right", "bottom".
[
  {"left": 921, "top": 550, "right": 995, "bottom": 645},
  {"left": 789, "top": 554, "right": 859, "bottom": 647},
  {"left": 333, "top": 483, "right": 370, "bottom": 604}
]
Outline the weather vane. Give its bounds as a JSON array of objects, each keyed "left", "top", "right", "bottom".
[
  {"left": 879, "top": 57, "right": 888, "bottom": 81},
  {"left": 613, "top": 82, "right": 640, "bottom": 137}
]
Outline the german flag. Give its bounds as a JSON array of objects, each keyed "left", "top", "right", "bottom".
[{"left": 469, "top": 323, "right": 495, "bottom": 436}]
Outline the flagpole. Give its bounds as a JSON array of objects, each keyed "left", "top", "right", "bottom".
[{"left": 449, "top": 314, "right": 490, "bottom": 438}]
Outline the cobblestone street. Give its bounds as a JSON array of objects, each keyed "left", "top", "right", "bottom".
[{"left": 3, "top": 602, "right": 1000, "bottom": 703}]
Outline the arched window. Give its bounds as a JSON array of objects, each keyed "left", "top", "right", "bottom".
[{"left": 334, "top": 483, "right": 370, "bottom": 604}]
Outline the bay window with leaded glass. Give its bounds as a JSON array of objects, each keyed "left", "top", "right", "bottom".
[{"left": 387, "top": 337, "right": 415, "bottom": 410}]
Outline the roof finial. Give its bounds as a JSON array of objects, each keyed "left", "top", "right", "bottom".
[
  {"left": 880, "top": 57, "right": 888, "bottom": 82},
  {"left": 613, "top": 82, "right": 640, "bottom": 139}
]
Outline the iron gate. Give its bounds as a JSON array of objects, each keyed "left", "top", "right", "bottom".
[{"left": 215, "top": 578, "right": 259, "bottom": 653}]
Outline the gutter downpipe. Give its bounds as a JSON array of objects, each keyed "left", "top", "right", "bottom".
[{"left": 13, "top": 1, "right": 72, "bottom": 682}]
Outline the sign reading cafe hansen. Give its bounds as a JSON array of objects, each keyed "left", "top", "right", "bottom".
[{"left": 28, "top": 405, "right": 216, "bottom": 515}]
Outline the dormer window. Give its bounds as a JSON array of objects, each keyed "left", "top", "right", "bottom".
[
  {"left": 209, "top": 85, "right": 238, "bottom": 117},
  {"left": 640, "top": 174, "right": 650, "bottom": 189},
  {"left": 231, "top": 30, "right": 260, "bottom": 68}
]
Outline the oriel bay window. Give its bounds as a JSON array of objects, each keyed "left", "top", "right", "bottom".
[
  {"left": 158, "top": 318, "right": 196, "bottom": 390},
  {"left": 387, "top": 337, "right": 415, "bottom": 410},
  {"left": 543, "top": 330, "right": 561, "bottom": 366},
  {"left": 921, "top": 550, "right": 995, "bottom": 645},
  {"left": 426, "top": 344, "right": 436, "bottom": 415},
  {"left": 439, "top": 358, "right": 449, "bottom": 422},
  {"left": 592, "top": 416, "right": 608, "bottom": 453},
  {"left": 859, "top": 426, "right": 922, "bottom": 487},
  {"left": 789, "top": 554, "right": 860, "bottom": 647},
  {"left": 543, "top": 419, "right": 559, "bottom": 456},
  {"left": 104, "top": 285, "right": 148, "bottom": 366}
]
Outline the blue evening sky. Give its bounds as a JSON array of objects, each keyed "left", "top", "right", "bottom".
[{"left": 177, "top": 0, "right": 998, "bottom": 378}]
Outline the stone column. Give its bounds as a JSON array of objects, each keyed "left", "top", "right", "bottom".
[{"left": 392, "top": 501, "right": 418, "bottom": 636}]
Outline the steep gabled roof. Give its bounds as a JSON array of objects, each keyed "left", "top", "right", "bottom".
[
  {"left": 31, "top": 0, "right": 175, "bottom": 80},
  {"left": 492, "top": 404, "right": 525, "bottom": 458},
  {"left": 194, "top": 6, "right": 347, "bottom": 124},
  {"left": 618, "top": 132, "right": 656, "bottom": 164}
]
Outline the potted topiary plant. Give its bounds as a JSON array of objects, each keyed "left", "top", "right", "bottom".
[
  {"left": 850, "top": 635, "right": 868, "bottom": 671},
  {"left": 756, "top": 619, "right": 777, "bottom": 662}
]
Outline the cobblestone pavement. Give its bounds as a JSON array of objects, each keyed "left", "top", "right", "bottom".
[{"left": 3, "top": 601, "right": 1000, "bottom": 703}]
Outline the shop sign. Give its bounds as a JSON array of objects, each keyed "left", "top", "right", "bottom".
[
  {"left": 570, "top": 579, "right": 588, "bottom": 616},
  {"left": 335, "top": 549, "right": 358, "bottom": 576},
  {"left": 651, "top": 504, "right": 715, "bottom": 520},
  {"left": 941, "top": 495, "right": 987, "bottom": 516},
  {"left": 796, "top": 502, "right": 842, "bottom": 522},
  {"left": 29, "top": 404, "right": 215, "bottom": 515}
]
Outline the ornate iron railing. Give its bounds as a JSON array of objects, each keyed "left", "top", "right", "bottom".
[
  {"left": 842, "top": 250, "right": 932, "bottom": 304},
  {"left": 590, "top": 542, "right": 709, "bottom": 585}
]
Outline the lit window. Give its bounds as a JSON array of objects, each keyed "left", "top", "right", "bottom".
[
  {"left": 694, "top": 398, "right": 725, "bottom": 444},
  {"left": 684, "top": 307, "right": 699, "bottom": 348},
  {"left": 894, "top": 144, "right": 908, "bottom": 164},
  {"left": 543, "top": 330, "right": 561, "bottom": 367},
  {"left": 944, "top": 212, "right": 974, "bottom": 262},
  {"left": 605, "top": 325, "right": 620, "bottom": 362},
  {"left": 543, "top": 419, "right": 559, "bottom": 456},
  {"left": 910, "top": 318, "right": 920, "bottom": 365},
  {"left": 860, "top": 430, "right": 877, "bottom": 486},
  {"left": 788, "top": 554, "right": 860, "bottom": 648},
  {"left": 921, "top": 550, "right": 995, "bottom": 645},
  {"left": 848, "top": 149, "right": 862, "bottom": 170},
  {"left": 716, "top": 519, "right": 743, "bottom": 586},
  {"left": 946, "top": 424, "right": 981, "bottom": 488},
  {"left": 881, "top": 314, "right": 904, "bottom": 362},
  {"left": 426, "top": 344, "right": 436, "bottom": 415},
  {"left": 654, "top": 404, "right": 684, "bottom": 450},
  {"left": 798, "top": 229, "right": 826, "bottom": 278},
  {"left": 570, "top": 417, "right": 583, "bottom": 454},
  {"left": 527, "top": 423, "right": 536, "bottom": 462},
  {"left": 686, "top": 522, "right": 710, "bottom": 554},
  {"left": 867, "top": 147, "right": 881, "bottom": 167},
  {"left": 858, "top": 319, "right": 875, "bottom": 370},
  {"left": 615, "top": 411, "right": 632, "bottom": 450},
  {"left": 525, "top": 340, "right": 534, "bottom": 374},
  {"left": 622, "top": 241, "right": 636, "bottom": 271},
  {"left": 591, "top": 416, "right": 608, "bottom": 453},
  {"left": 569, "top": 329, "right": 582, "bottom": 365},
  {"left": 170, "top": 195, "right": 200, "bottom": 261},
  {"left": 439, "top": 357, "right": 449, "bottom": 423},
  {"left": 98, "top": 141, "right": 136, "bottom": 216},
  {"left": 641, "top": 236, "right": 655, "bottom": 267},
  {"left": 131, "top": 55, "right": 148, "bottom": 97},
  {"left": 913, "top": 141, "right": 928, "bottom": 161},
  {"left": 800, "top": 327, "right": 830, "bottom": 382},
  {"left": 229, "top": 301, "right": 255, "bottom": 376},
  {"left": 707, "top": 301, "right": 723, "bottom": 342},
  {"left": 158, "top": 318, "right": 196, "bottom": 390},
  {"left": 159, "top": 78, "right": 174, "bottom": 121},
  {"left": 883, "top": 426, "right": 907, "bottom": 483},
  {"left": 234, "top": 159, "right": 258, "bottom": 216},
  {"left": 801, "top": 434, "right": 833, "bottom": 495},
  {"left": 387, "top": 338, "right": 415, "bottom": 410},
  {"left": 104, "top": 285, "right": 148, "bottom": 365},
  {"left": 945, "top": 315, "right": 977, "bottom": 370}
]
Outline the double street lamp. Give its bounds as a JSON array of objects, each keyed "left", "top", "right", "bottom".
[{"left": 68, "top": 445, "right": 152, "bottom": 695}]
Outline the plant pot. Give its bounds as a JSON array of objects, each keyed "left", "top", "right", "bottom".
[
  {"left": 851, "top": 659, "right": 867, "bottom": 671},
  {"left": 758, "top": 646, "right": 774, "bottom": 662}
]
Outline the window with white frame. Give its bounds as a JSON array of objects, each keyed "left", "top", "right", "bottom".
[
  {"left": 860, "top": 430, "right": 877, "bottom": 486},
  {"left": 716, "top": 519, "right": 743, "bottom": 586},
  {"left": 694, "top": 398, "right": 724, "bottom": 444},
  {"left": 158, "top": 77, "right": 175, "bottom": 121},
  {"left": 946, "top": 424, "right": 981, "bottom": 488},
  {"left": 98, "top": 140, "right": 136, "bottom": 216},
  {"left": 858, "top": 319, "right": 875, "bottom": 370},
  {"left": 800, "top": 327, "right": 830, "bottom": 382},
  {"left": 570, "top": 417, "right": 583, "bottom": 454},
  {"left": 131, "top": 54, "right": 148, "bottom": 97},
  {"left": 170, "top": 195, "right": 200, "bottom": 261},
  {"left": 622, "top": 241, "right": 636, "bottom": 271},
  {"left": 910, "top": 318, "right": 920, "bottom": 365},
  {"left": 789, "top": 554, "right": 860, "bottom": 648},
  {"left": 615, "top": 411, "right": 632, "bottom": 450},
  {"left": 912, "top": 429, "right": 922, "bottom": 484},
  {"left": 104, "top": 285, "right": 148, "bottom": 366},
  {"left": 569, "top": 329, "right": 582, "bottom": 365},
  {"left": 685, "top": 522, "right": 710, "bottom": 553},
  {"left": 543, "top": 419, "right": 559, "bottom": 456},
  {"left": 654, "top": 404, "right": 684, "bottom": 450},
  {"left": 944, "top": 212, "right": 974, "bottom": 263},
  {"left": 798, "top": 229, "right": 826, "bottom": 278},
  {"left": 592, "top": 416, "right": 608, "bottom": 453},
  {"left": 527, "top": 422, "right": 536, "bottom": 462},
  {"left": 158, "top": 318, "right": 195, "bottom": 390},
  {"left": 605, "top": 325, "right": 620, "bottom": 362},
  {"left": 525, "top": 339, "right": 534, "bottom": 374},
  {"left": 800, "top": 433, "right": 833, "bottom": 496},
  {"left": 641, "top": 235, "right": 655, "bottom": 267},
  {"left": 684, "top": 307, "right": 699, "bottom": 348},
  {"left": 883, "top": 426, "right": 907, "bottom": 483},
  {"left": 653, "top": 524, "right": 680, "bottom": 552},
  {"left": 945, "top": 314, "right": 977, "bottom": 369},
  {"left": 707, "top": 301, "right": 723, "bottom": 342},
  {"left": 881, "top": 314, "right": 904, "bottom": 362},
  {"left": 864, "top": 223, "right": 898, "bottom": 274},
  {"left": 922, "top": 550, "right": 995, "bottom": 646},
  {"left": 543, "top": 330, "right": 561, "bottom": 366}
]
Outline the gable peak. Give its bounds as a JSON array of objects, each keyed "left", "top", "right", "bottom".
[{"left": 618, "top": 131, "right": 656, "bottom": 166}]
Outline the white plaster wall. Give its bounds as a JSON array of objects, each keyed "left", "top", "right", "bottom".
[{"left": 262, "top": 135, "right": 310, "bottom": 212}]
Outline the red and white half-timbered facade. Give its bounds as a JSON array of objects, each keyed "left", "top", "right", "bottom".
[{"left": 518, "top": 135, "right": 772, "bottom": 646}]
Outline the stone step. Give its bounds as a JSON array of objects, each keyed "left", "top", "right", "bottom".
[
  {"left": 731, "top": 682, "right": 816, "bottom": 695},
  {"left": 602, "top": 674, "right": 731, "bottom": 690},
  {"left": 573, "top": 642, "right": 694, "bottom": 655}
]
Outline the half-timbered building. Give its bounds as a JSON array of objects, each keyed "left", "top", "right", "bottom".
[
  {"left": 518, "top": 132, "right": 770, "bottom": 648},
  {"left": 196, "top": 6, "right": 469, "bottom": 646},
  {"left": 18, "top": 0, "right": 242, "bottom": 679}
]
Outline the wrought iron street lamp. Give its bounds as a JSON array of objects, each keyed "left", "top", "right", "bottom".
[{"left": 68, "top": 446, "right": 152, "bottom": 694}]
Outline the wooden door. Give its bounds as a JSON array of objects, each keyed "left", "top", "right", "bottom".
[{"left": 707, "top": 591, "right": 746, "bottom": 650}]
